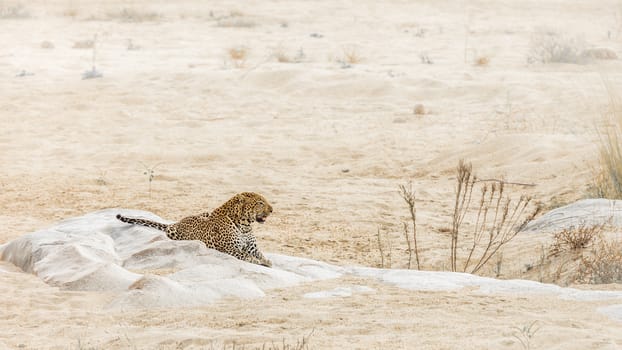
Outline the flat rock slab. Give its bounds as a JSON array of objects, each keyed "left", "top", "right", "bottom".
[
  {"left": 0, "top": 209, "right": 342, "bottom": 308},
  {"left": 1, "top": 209, "right": 621, "bottom": 324},
  {"left": 523, "top": 199, "right": 622, "bottom": 233}
]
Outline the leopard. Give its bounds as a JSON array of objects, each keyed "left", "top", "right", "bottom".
[{"left": 116, "top": 192, "right": 273, "bottom": 267}]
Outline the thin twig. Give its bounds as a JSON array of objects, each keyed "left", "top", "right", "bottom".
[{"left": 476, "top": 178, "right": 537, "bottom": 187}]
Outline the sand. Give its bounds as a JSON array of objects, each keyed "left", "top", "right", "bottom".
[{"left": 1, "top": 0, "right": 622, "bottom": 348}]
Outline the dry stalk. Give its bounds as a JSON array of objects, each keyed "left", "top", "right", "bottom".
[
  {"left": 377, "top": 227, "right": 384, "bottom": 268},
  {"left": 399, "top": 181, "right": 420, "bottom": 269},
  {"left": 451, "top": 159, "right": 541, "bottom": 274},
  {"left": 403, "top": 222, "right": 412, "bottom": 269},
  {"left": 469, "top": 195, "right": 540, "bottom": 274},
  {"left": 451, "top": 160, "right": 476, "bottom": 271}
]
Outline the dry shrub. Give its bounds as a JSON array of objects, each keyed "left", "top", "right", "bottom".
[
  {"left": 107, "top": 8, "right": 161, "bottom": 22},
  {"left": 342, "top": 46, "right": 362, "bottom": 64},
  {"left": 581, "top": 48, "right": 618, "bottom": 60},
  {"left": 62, "top": 8, "right": 78, "bottom": 18},
  {"left": 218, "top": 19, "right": 256, "bottom": 28},
  {"left": 576, "top": 239, "right": 622, "bottom": 284},
  {"left": 527, "top": 31, "right": 586, "bottom": 64},
  {"left": 451, "top": 160, "right": 541, "bottom": 273},
  {"left": 40, "top": 41, "right": 54, "bottom": 49},
  {"left": 217, "top": 12, "right": 256, "bottom": 28},
  {"left": 273, "top": 47, "right": 292, "bottom": 63},
  {"left": 228, "top": 46, "right": 248, "bottom": 68},
  {"left": 549, "top": 223, "right": 603, "bottom": 256},
  {"left": 474, "top": 56, "right": 490, "bottom": 66},
  {"left": 413, "top": 104, "right": 426, "bottom": 115},
  {"left": 275, "top": 51, "right": 291, "bottom": 63},
  {"left": 589, "top": 78, "right": 622, "bottom": 199},
  {"left": 73, "top": 39, "right": 94, "bottom": 49},
  {"left": 0, "top": 4, "right": 29, "bottom": 19}
]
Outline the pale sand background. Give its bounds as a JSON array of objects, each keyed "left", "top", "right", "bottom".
[{"left": 1, "top": 0, "right": 622, "bottom": 348}]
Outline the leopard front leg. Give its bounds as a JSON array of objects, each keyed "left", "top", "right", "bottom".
[
  {"left": 230, "top": 248, "right": 271, "bottom": 267},
  {"left": 243, "top": 236, "right": 272, "bottom": 267}
]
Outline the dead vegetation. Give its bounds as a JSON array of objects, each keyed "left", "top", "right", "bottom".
[
  {"left": 106, "top": 8, "right": 161, "bottom": 22},
  {"left": 228, "top": 46, "right": 249, "bottom": 68},
  {"left": 589, "top": 78, "right": 622, "bottom": 199},
  {"left": 549, "top": 223, "right": 603, "bottom": 256},
  {"left": 399, "top": 182, "right": 420, "bottom": 269},
  {"left": 576, "top": 239, "right": 622, "bottom": 284},
  {"left": 474, "top": 55, "right": 490, "bottom": 66},
  {"left": 73, "top": 39, "right": 94, "bottom": 49},
  {"left": 272, "top": 47, "right": 305, "bottom": 64},
  {"left": 216, "top": 11, "right": 256, "bottom": 28},
  {"left": 413, "top": 104, "right": 426, "bottom": 115},
  {"left": 522, "top": 222, "right": 622, "bottom": 285},
  {"left": 40, "top": 41, "right": 54, "bottom": 49},
  {"left": 379, "top": 160, "right": 540, "bottom": 275},
  {"left": 0, "top": 4, "right": 29, "bottom": 19},
  {"left": 342, "top": 46, "right": 362, "bottom": 64},
  {"left": 451, "top": 160, "right": 541, "bottom": 273},
  {"left": 527, "top": 31, "right": 587, "bottom": 64}
]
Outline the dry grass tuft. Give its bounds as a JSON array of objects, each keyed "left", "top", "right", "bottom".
[
  {"left": 576, "top": 239, "right": 622, "bottom": 284},
  {"left": 413, "top": 104, "right": 426, "bottom": 115},
  {"left": 228, "top": 46, "right": 249, "bottom": 68},
  {"left": 474, "top": 56, "right": 490, "bottom": 66},
  {"left": 40, "top": 41, "right": 54, "bottom": 49},
  {"left": 0, "top": 4, "right": 29, "bottom": 19},
  {"left": 62, "top": 8, "right": 78, "bottom": 18},
  {"left": 272, "top": 47, "right": 305, "bottom": 64},
  {"left": 217, "top": 12, "right": 256, "bottom": 28},
  {"left": 549, "top": 224, "right": 603, "bottom": 256},
  {"left": 107, "top": 8, "right": 161, "bottom": 22},
  {"left": 275, "top": 50, "right": 291, "bottom": 63},
  {"left": 342, "top": 46, "right": 362, "bottom": 64},
  {"left": 581, "top": 48, "right": 618, "bottom": 60},
  {"left": 589, "top": 78, "right": 622, "bottom": 199},
  {"left": 73, "top": 39, "right": 94, "bottom": 49},
  {"left": 527, "top": 31, "right": 586, "bottom": 64}
]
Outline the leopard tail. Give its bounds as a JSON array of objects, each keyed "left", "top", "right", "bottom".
[{"left": 116, "top": 214, "right": 170, "bottom": 232}]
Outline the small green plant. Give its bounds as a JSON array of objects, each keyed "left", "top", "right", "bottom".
[
  {"left": 512, "top": 321, "right": 540, "bottom": 350},
  {"left": 140, "top": 162, "right": 161, "bottom": 198}
]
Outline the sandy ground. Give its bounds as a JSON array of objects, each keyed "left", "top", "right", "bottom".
[{"left": 2, "top": 0, "right": 622, "bottom": 348}]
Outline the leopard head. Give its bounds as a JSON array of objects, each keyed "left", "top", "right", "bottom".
[{"left": 226, "top": 192, "right": 273, "bottom": 225}]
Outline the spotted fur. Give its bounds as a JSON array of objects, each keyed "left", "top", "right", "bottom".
[{"left": 116, "top": 192, "right": 273, "bottom": 267}]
